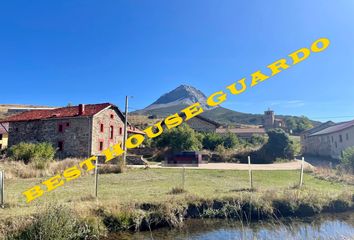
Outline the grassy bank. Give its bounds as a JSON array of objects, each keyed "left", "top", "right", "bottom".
[{"left": 0, "top": 168, "right": 353, "bottom": 238}]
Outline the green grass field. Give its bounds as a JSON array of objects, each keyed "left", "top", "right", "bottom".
[{"left": 2, "top": 168, "right": 352, "bottom": 218}]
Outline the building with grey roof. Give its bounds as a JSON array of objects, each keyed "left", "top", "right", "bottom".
[{"left": 301, "top": 120, "right": 354, "bottom": 159}]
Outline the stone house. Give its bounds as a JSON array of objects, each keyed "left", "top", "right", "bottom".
[
  {"left": 301, "top": 120, "right": 354, "bottom": 159},
  {"left": 0, "top": 122, "right": 8, "bottom": 150},
  {"left": 2, "top": 103, "right": 144, "bottom": 158}
]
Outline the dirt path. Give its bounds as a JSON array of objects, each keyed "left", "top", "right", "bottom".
[{"left": 129, "top": 160, "right": 314, "bottom": 171}]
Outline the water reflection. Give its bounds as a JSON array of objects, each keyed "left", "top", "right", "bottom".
[{"left": 108, "top": 212, "right": 354, "bottom": 240}]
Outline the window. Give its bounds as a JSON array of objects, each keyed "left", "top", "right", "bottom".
[
  {"left": 66, "top": 122, "right": 70, "bottom": 127},
  {"left": 99, "top": 141, "right": 104, "bottom": 151},
  {"left": 110, "top": 126, "right": 114, "bottom": 139},
  {"left": 15, "top": 127, "right": 18, "bottom": 132},
  {"left": 346, "top": 133, "right": 349, "bottom": 140},
  {"left": 0, "top": 144, "right": 2, "bottom": 149},
  {"left": 119, "top": 127, "right": 123, "bottom": 135},
  {"left": 339, "top": 135, "right": 343, "bottom": 143},
  {"left": 0, "top": 134, "right": 2, "bottom": 141},
  {"left": 331, "top": 136, "right": 334, "bottom": 143},
  {"left": 58, "top": 124, "right": 63, "bottom": 133},
  {"left": 100, "top": 124, "right": 104, "bottom": 132},
  {"left": 110, "top": 114, "right": 114, "bottom": 119},
  {"left": 335, "top": 142, "right": 337, "bottom": 148},
  {"left": 58, "top": 141, "right": 64, "bottom": 151}
]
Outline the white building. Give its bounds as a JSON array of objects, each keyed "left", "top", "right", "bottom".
[{"left": 301, "top": 120, "right": 354, "bottom": 159}]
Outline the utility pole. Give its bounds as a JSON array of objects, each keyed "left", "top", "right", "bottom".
[
  {"left": 0, "top": 170, "right": 4, "bottom": 208},
  {"left": 122, "top": 96, "right": 129, "bottom": 166}
]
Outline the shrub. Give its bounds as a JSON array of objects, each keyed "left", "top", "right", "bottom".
[
  {"left": 8, "top": 142, "right": 55, "bottom": 169},
  {"left": 340, "top": 146, "right": 354, "bottom": 173},
  {"left": 202, "top": 132, "right": 223, "bottom": 150},
  {"left": 249, "top": 134, "right": 268, "bottom": 146},
  {"left": 202, "top": 132, "right": 239, "bottom": 150},
  {"left": 222, "top": 132, "right": 239, "bottom": 149},
  {"left": 154, "top": 124, "right": 202, "bottom": 152},
  {"left": 253, "top": 129, "right": 294, "bottom": 164},
  {"left": 9, "top": 204, "right": 99, "bottom": 240},
  {"left": 168, "top": 187, "right": 186, "bottom": 195}
]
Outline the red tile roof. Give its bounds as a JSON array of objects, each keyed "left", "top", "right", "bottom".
[
  {"left": 1, "top": 103, "right": 145, "bottom": 135},
  {"left": 2, "top": 103, "right": 111, "bottom": 122}
]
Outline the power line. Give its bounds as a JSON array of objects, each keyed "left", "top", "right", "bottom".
[{"left": 310, "top": 115, "right": 354, "bottom": 120}]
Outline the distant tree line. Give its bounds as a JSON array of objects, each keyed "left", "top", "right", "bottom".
[
  {"left": 148, "top": 124, "right": 299, "bottom": 164},
  {"left": 285, "top": 116, "right": 313, "bottom": 134}
]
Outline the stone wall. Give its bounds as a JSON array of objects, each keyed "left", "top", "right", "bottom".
[
  {"left": 91, "top": 107, "right": 124, "bottom": 156},
  {"left": 303, "top": 126, "right": 354, "bottom": 159},
  {"left": 8, "top": 117, "right": 92, "bottom": 158}
]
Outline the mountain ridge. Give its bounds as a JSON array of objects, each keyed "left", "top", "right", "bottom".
[{"left": 133, "top": 85, "right": 320, "bottom": 127}]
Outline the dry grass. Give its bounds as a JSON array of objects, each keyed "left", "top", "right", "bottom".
[
  {"left": 313, "top": 167, "right": 354, "bottom": 185},
  {"left": 0, "top": 158, "right": 88, "bottom": 179},
  {"left": 128, "top": 115, "right": 163, "bottom": 129}
]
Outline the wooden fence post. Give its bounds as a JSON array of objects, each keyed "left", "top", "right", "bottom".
[
  {"left": 0, "top": 170, "right": 4, "bottom": 208},
  {"left": 94, "top": 156, "right": 99, "bottom": 198},
  {"left": 299, "top": 157, "right": 305, "bottom": 188},
  {"left": 182, "top": 167, "right": 185, "bottom": 190},
  {"left": 248, "top": 156, "right": 253, "bottom": 190}
]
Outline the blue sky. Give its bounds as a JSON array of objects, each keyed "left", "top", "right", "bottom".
[{"left": 0, "top": 1, "right": 353, "bottom": 122}]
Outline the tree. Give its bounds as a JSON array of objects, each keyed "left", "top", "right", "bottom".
[
  {"left": 297, "top": 116, "right": 313, "bottom": 133},
  {"left": 249, "top": 134, "right": 268, "bottom": 146},
  {"left": 255, "top": 129, "right": 295, "bottom": 163},
  {"left": 286, "top": 116, "right": 313, "bottom": 134},
  {"left": 202, "top": 132, "right": 223, "bottom": 150},
  {"left": 222, "top": 132, "right": 239, "bottom": 149},
  {"left": 154, "top": 124, "right": 202, "bottom": 152},
  {"left": 340, "top": 146, "right": 354, "bottom": 173}
]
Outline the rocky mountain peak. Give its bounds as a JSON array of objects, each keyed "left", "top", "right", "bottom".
[{"left": 144, "top": 85, "right": 211, "bottom": 111}]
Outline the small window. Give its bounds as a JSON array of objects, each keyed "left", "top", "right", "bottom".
[
  {"left": 58, "top": 124, "right": 63, "bottom": 132},
  {"left": 58, "top": 141, "right": 64, "bottom": 151},
  {"left": 66, "top": 122, "right": 70, "bottom": 127},
  {"left": 119, "top": 127, "right": 123, "bottom": 135},
  {"left": 346, "top": 133, "right": 349, "bottom": 140},
  {"left": 110, "top": 114, "right": 114, "bottom": 119},
  {"left": 335, "top": 141, "right": 337, "bottom": 148},
  {"left": 339, "top": 135, "right": 343, "bottom": 143},
  {"left": 331, "top": 136, "right": 334, "bottom": 143},
  {"left": 15, "top": 127, "right": 18, "bottom": 132},
  {"left": 0, "top": 144, "right": 2, "bottom": 149},
  {"left": 99, "top": 141, "right": 104, "bottom": 151},
  {"left": 0, "top": 134, "right": 2, "bottom": 141},
  {"left": 100, "top": 124, "right": 104, "bottom": 133},
  {"left": 110, "top": 126, "right": 114, "bottom": 139}
]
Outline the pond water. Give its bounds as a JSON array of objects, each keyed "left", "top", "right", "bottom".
[{"left": 109, "top": 212, "right": 354, "bottom": 240}]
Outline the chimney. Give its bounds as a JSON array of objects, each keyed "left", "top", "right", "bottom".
[{"left": 79, "top": 104, "right": 85, "bottom": 115}]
